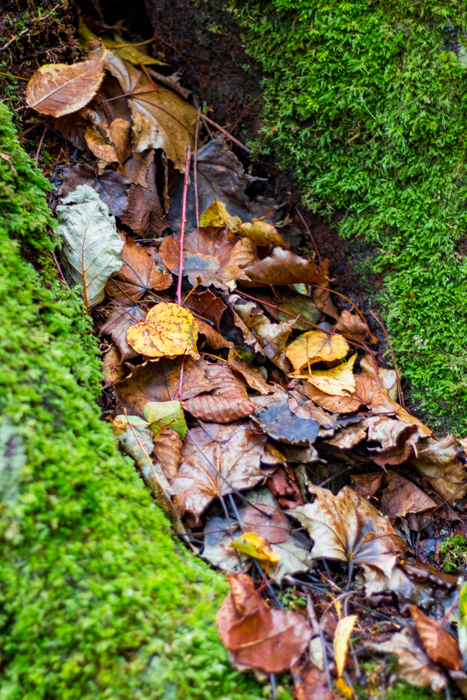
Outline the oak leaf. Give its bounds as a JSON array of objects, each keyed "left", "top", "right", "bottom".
[
  {"left": 286, "top": 330, "right": 349, "bottom": 372},
  {"left": 216, "top": 573, "right": 312, "bottom": 674},
  {"left": 126, "top": 303, "right": 199, "bottom": 360},
  {"left": 105, "top": 238, "right": 172, "bottom": 303},
  {"left": 171, "top": 423, "right": 266, "bottom": 523},
  {"left": 26, "top": 59, "right": 104, "bottom": 117},
  {"left": 57, "top": 185, "right": 123, "bottom": 308},
  {"left": 291, "top": 485, "right": 405, "bottom": 576}
]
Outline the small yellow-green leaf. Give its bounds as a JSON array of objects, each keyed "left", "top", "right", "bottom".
[{"left": 143, "top": 400, "right": 187, "bottom": 440}]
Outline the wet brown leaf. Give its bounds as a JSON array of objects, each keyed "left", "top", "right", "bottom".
[
  {"left": 196, "top": 319, "right": 233, "bottom": 350},
  {"left": 243, "top": 247, "right": 325, "bottom": 287},
  {"left": 102, "top": 345, "right": 125, "bottom": 385},
  {"left": 106, "top": 238, "right": 172, "bottom": 302},
  {"left": 227, "top": 351, "right": 275, "bottom": 395},
  {"left": 379, "top": 472, "right": 437, "bottom": 519},
  {"left": 100, "top": 303, "right": 146, "bottom": 361},
  {"left": 238, "top": 220, "right": 290, "bottom": 248},
  {"left": 410, "top": 606, "right": 462, "bottom": 671},
  {"left": 183, "top": 289, "right": 226, "bottom": 330},
  {"left": 360, "top": 355, "right": 398, "bottom": 401},
  {"left": 115, "top": 357, "right": 212, "bottom": 415},
  {"left": 117, "top": 149, "right": 155, "bottom": 187},
  {"left": 267, "top": 466, "right": 304, "bottom": 508},
  {"left": 301, "top": 375, "right": 371, "bottom": 413},
  {"left": 350, "top": 472, "right": 383, "bottom": 501},
  {"left": 410, "top": 434, "right": 467, "bottom": 504},
  {"left": 183, "top": 363, "right": 256, "bottom": 423},
  {"left": 171, "top": 423, "right": 266, "bottom": 523},
  {"left": 292, "top": 485, "right": 405, "bottom": 576},
  {"left": 55, "top": 111, "right": 89, "bottom": 151},
  {"left": 152, "top": 427, "right": 182, "bottom": 481},
  {"left": 291, "top": 659, "right": 336, "bottom": 700},
  {"left": 58, "top": 164, "right": 131, "bottom": 217},
  {"left": 120, "top": 162, "right": 168, "bottom": 237},
  {"left": 27, "top": 59, "right": 104, "bottom": 117},
  {"left": 335, "top": 309, "right": 369, "bottom": 344},
  {"left": 216, "top": 573, "right": 312, "bottom": 674}
]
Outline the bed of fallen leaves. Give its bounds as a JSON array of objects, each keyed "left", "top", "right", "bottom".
[{"left": 24, "top": 19, "right": 467, "bottom": 699}]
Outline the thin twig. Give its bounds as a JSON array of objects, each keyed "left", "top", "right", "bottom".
[
  {"left": 307, "top": 594, "right": 333, "bottom": 691},
  {"left": 200, "top": 113, "right": 253, "bottom": 154},
  {"left": 194, "top": 108, "right": 201, "bottom": 228},
  {"left": 178, "top": 355, "right": 185, "bottom": 402},
  {"left": 51, "top": 250, "right": 70, "bottom": 289},
  {"left": 35, "top": 124, "right": 47, "bottom": 164},
  {"left": 139, "top": 63, "right": 163, "bottom": 93},
  {"left": 369, "top": 310, "right": 405, "bottom": 408},
  {"left": 0, "top": 70, "right": 28, "bottom": 80},
  {"left": 177, "top": 147, "right": 192, "bottom": 305},
  {"left": 296, "top": 207, "right": 322, "bottom": 268}
]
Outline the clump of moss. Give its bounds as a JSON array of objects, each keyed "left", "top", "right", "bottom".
[
  {"left": 227, "top": 0, "right": 467, "bottom": 433},
  {"left": 355, "top": 659, "right": 443, "bottom": 700},
  {"left": 0, "top": 102, "right": 270, "bottom": 699},
  {"left": 439, "top": 535, "right": 467, "bottom": 572}
]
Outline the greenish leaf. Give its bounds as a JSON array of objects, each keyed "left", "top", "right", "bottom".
[{"left": 142, "top": 400, "right": 187, "bottom": 440}]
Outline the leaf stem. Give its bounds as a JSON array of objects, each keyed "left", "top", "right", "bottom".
[
  {"left": 177, "top": 147, "right": 192, "bottom": 306},
  {"left": 200, "top": 113, "right": 253, "bottom": 154}
]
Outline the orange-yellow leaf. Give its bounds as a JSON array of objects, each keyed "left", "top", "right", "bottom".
[
  {"left": 230, "top": 532, "right": 280, "bottom": 564},
  {"left": 126, "top": 303, "right": 199, "bottom": 360},
  {"left": 306, "top": 353, "right": 357, "bottom": 396},
  {"left": 286, "top": 330, "right": 349, "bottom": 372},
  {"left": 26, "top": 60, "right": 105, "bottom": 117}
]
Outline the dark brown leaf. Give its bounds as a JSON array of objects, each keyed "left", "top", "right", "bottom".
[
  {"left": 117, "top": 149, "right": 155, "bottom": 187},
  {"left": 196, "top": 319, "right": 233, "bottom": 350},
  {"left": 410, "top": 606, "right": 462, "bottom": 671},
  {"left": 172, "top": 423, "right": 266, "bottom": 522},
  {"left": 184, "top": 363, "right": 256, "bottom": 423},
  {"left": 55, "top": 111, "right": 89, "bottom": 151},
  {"left": 153, "top": 427, "right": 182, "bottom": 481},
  {"left": 120, "top": 161, "right": 168, "bottom": 237},
  {"left": 410, "top": 434, "right": 467, "bottom": 504},
  {"left": 291, "top": 659, "right": 336, "bottom": 700},
  {"left": 183, "top": 289, "right": 227, "bottom": 330},
  {"left": 243, "top": 247, "right": 325, "bottom": 287},
  {"left": 267, "top": 466, "right": 304, "bottom": 509},
  {"left": 216, "top": 573, "right": 312, "bottom": 674},
  {"left": 379, "top": 472, "right": 437, "bottom": 519},
  {"left": 58, "top": 164, "right": 131, "bottom": 216},
  {"left": 335, "top": 309, "right": 369, "bottom": 343},
  {"left": 252, "top": 392, "right": 320, "bottom": 446},
  {"left": 105, "top": 238, "right": 172, "bottom": 302},
  {"left": 100, "top": 303, "right": 146, "bottom": 361}
]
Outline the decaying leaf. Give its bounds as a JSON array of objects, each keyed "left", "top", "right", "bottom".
[
  {"left": 238, "top": 220, "right": 290, "bottom": 248},
  {"left": 286, "top": 330, "right": 349, "bottom": 372},
  {"left": 171, "top": 423, "right": 266, "bottom": 523},
  {"left": 103, "top": 345, "right": 125, "bottom": 385},
  {"left": 252, "top": 392, "right": 320, "bottom": 446},
  {"left": 216, "top": 573, "right": 312, "bottom": 674},
  {"left": 379, "top": 471, "right": 437, "bottom": 520},
  {"left": 360, "top": 355, "right": 399, "bottom": 401},
  {"left": 126, "top": 303, "right": 199, "bottom": 360},
  {"left": 227, "top": 350, "right": 274, "bottom": 395},
  {"left": 305, "top": 354, "right": 357, "bottom": 397},
  {"left": 334, "top": 615, "right": 358, "bottom": 677},
  {"left": 375, "top": 625, "right": 447, "bottom": 692},
  {"left": 120, "top": 161, "right": 168, "bottom": 237},
  {"left": 256, "top": 290, "right": 321, "bottom": 331},
  {"left": 301, "top": 376, "right": 370, "bottom": 413},
  {"left": 335, "top": 309, "right": 369, "bottom": 344},
  {"left": 85, "top": 117, "right": 132, "bottom": 164},
  {"left": 142, "top": 400, "right": 187, "bottom": 440},
  {"left": 115, "top": 357, "right": 212, "bottom": 415},
  {"left": 200, "top": 198, "right": 241, "bottom": 228},
  {"left": 26, "top": 59, "right": 104, "bottom": 117},
  {"left": 58, "top": 164, "right": 131, "bottom": 216},
  {"left": 183, "top": 363, "right": 257, "bottom": 423},
  {"left": 152, "top": 427, "right": 182, "bottom": 481},
  {"left": 291, "top": 485, "right": 405, "bottom": 576},
  {"left": 291, "top": 659, "right": 336, "bottom": 700},
  {"left": 106, "top": 238, "right": 172, "bottom": 302},
  {"left": 243, "top": 247, "right": 324, "bottom": 287},
  {"left": 104, "top": 51, "right": 197, "bottom": 171},
  {"left": 184, "top": 289, "right": 226, "bottom": 330},
  {"left": 410, "top": 605, "right": 462, "bottom": 671},
  {"left": 101, "top": 303, "right": 146, "bottom": 361},
  {"left": 196, "top": 319, "right": 233, "bottom": 350},
  {"left": 410, "top": 434, "right": 467, "bottom": 504},
  {"left": 230, "top": 532, "right": 280, "bottom": 565},
  {"left": 57, "top": 185, "right": 123, "bottom": 308}
]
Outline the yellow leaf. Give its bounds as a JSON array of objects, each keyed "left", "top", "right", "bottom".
[
  {"left": 334, "top": 614, "right": 358, "bottom": 678},
  {"left": 335, "top": 676, "right": 354, "bottom": 699},
  {"left": 286, "top": 330, "right": 349, "bottom": 372},
  {"left": 200, "top": 199, "right": 242, "bottom": 229},
  {"left": 229, "top": 532, "right": 280, "bottom": 564},
  {"left": 238, "top": 220, "right": 290, "bottom": 248},
  {"left": 126, "top": 303, "right": 199, "bottom": 360},
  {"left": 307, "top": 354, "right": 357, "bottom": 396},
  {"left": 103, "top": 34, "right": 167, "bottom": 66}
]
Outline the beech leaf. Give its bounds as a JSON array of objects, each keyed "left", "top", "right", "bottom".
[
  {"left": 57, "top": 185, "right": 123, "bottom": 308},
  {"left": 26, "top": 59, "right": 105, "bottom": 117},
  {"left": 183, "top": 363, "right": 257, "bottom": 423},
  {"left": 126, "top": 303, "right": 199, "bottom": 360}
]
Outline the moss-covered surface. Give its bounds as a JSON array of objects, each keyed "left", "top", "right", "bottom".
[
  {"left": 227, "top": 0, "right": 467, "bottom": 433},
  {"left": 0, "top": 102, "right": 272, "bottom": 699}
]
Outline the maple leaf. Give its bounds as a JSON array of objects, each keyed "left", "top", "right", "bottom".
[
  {"left": 291, "top": 485, "right": 405, "bottom": 577},
  {"left": 286, "top": 330, "right": 349, "bottom": 372},
  {"left": 56, "top": 185, "right": 123, "bottom": 308},
  {"left": 126, "top": 303, "right": 199, "bottom": 360},
  {"left": 171, "top": 423, "right": 266, "bottom": 524},
  {"left": 105, "top": 238, "right": 172, "bottom": 303},
  {"left": 26, "top": 59, "right": 104, "bottom": 117},
  {"left": 216, "top": 573, "right": 312, "bottom": 674}
]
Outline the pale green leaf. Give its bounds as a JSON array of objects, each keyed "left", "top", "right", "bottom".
[{"left": 142, "top": 400, "right": 187, "bottom": 440}]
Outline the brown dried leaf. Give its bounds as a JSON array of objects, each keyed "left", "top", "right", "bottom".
[
  {"left": 243, "top": 247, "right": 325, "bottom": 287},
  {"left": 216, "top": 573, "right": 312, "bottom": 674},
  {"left": 350, "top": 472, "right": 383, "bottom": 501},
  {"left": 410, "top": 606, "right": 462, "bottom": 671},
  {"left": 410, "top": 435, "right": 467, "bottom": 504},
  {"left": 120, "top": 177, "right": 168, "bottom": 238},
  {"left": 172, "top": 423, "right": 266, "bottom": 523},
  {"left": 291, "top": 659, "right": 336, "bottom": 700},
  {"left": 101, "top": 303, "right": 146, "bottom": 361},
  {"left": 115, "top": 357, "right": 212, "bottom": 415},
  {"left": 360, "top": 355, "right": 398, "bottom": 401},
  {"left": 327, "top": 420, "right": 367, "bottom": 449},
  {"left": 335, "top": 309, "right": 369, "bottom": 343},
  {"left": 85, "top": 117, "right": 131, "bottom": 164},
  {"left": 301, "top": 375, "right": 371, "bottom": 413},
  {"left": 58, "top": 164, "right": 131, "bottom": 217},
  {"left": 55, "top": 111, "right": 89, "bottom": 150},
  {"left": 267, "top": 466, "right": 304, "bottom": 508},
  {"left": 366, "top": 415, "right": 419, "bottom": 467},
  {"left": 153, "top": 427, "right": 182, "bottom": 481},
  {"left": 117, "top": 149, "right": 155, "bottom": 187},
  {"left": 238, "top": 220, "right": 290, "bottom": 248},
  {"left": 196, "top": 319, "right": 233, "bottom": 350},
  {"left": 291, "top": 485, "right": 405, "bottom": 576},
  {"left": 184, "top": 363, "right": 256, "bottom": 423},
  {"left": 106, "top": 238, "right": 172, "bottom": 302},
  {"left": 313, "top": 263, "right": 339, "bottom": 320},
  {"left": 379, "top": 472, "right": 437, "bottom": 519},
  {"left": 228, "top": 352, "right": 275, "bottom": 395},
  {"left": 184, "top": 289, "right": 227, "bottom": 330},
  {"left": 27, "top": 59, "right": 104, "bottom": 117},
  {"left": 102, "top": 345, "right": 124, "bottom": 386}
]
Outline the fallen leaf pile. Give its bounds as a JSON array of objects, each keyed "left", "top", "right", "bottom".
[{"left": 27, "top": 22, "right": 467, "bottom": 699}]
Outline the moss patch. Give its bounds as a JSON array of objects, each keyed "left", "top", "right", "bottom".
[
  {"left": 0, "top": 102, "right": 270, "bottom": 699},
  {"left": 227, "top": 0, "right": 467, "bottom": 433}
]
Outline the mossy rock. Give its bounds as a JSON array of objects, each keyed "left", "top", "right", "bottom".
[
  {"left": 0, "top": 102, "right": 270, "bottom": 699},
  {"left": 227, "top": 0, "right": 467, "bottom": 434}
]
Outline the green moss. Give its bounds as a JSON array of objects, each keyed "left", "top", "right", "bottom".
[
  {"left": 226, "top": 0, "right": 467, "bottom": 433},
  {"left": 355, "top": 660, "right": 442, "bottom": 700},
  {"left": 438, "top": 534, "right": 467, "bottom": 572},
  {"left": 0, "top": 102, "right": 271, "bottom": 698}
]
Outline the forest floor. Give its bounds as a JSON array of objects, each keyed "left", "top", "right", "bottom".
[{"left": 3, "top": 1, "right": 467, "bottom": 699}]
